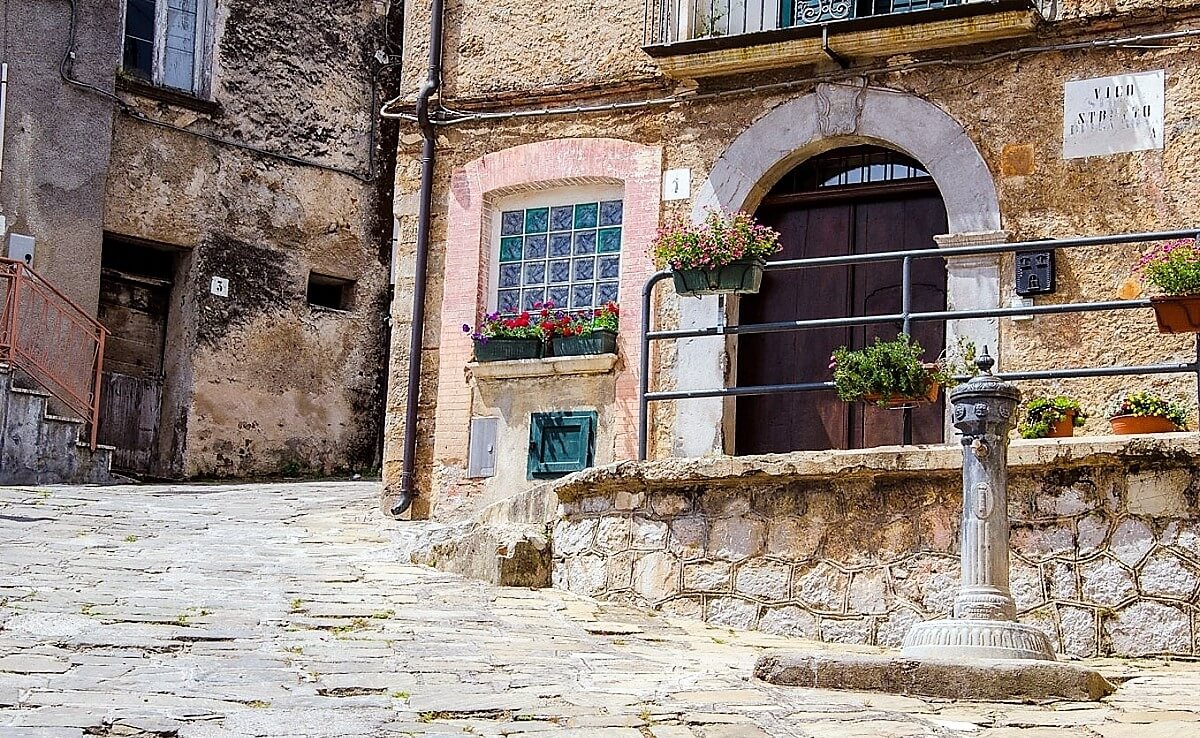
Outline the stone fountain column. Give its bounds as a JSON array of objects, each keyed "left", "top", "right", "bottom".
[{"left": 902, "top": 352, "right": 1055, "bottom": 661}]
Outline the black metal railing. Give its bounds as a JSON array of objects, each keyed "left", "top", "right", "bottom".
[
  {"left": 637, "top": 229, "right": 1200, "bottom": 461},
  {"left": 645, "top": 0, "right": 962, "bottom": 45}
]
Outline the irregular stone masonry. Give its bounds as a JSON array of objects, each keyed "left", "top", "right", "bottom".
[{"left": 552, "top": 440, "right": 1200, "bottom": 659}]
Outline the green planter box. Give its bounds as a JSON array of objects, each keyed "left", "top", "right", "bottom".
[
  {"left": 672, "top": 258, "right": 766, "bottom": 296},
  {"left": 472, "top": 338, "right": 542, "bottom": 362},
  {"left": 550, "top": 330, "right": 618, "bottom": 357}
]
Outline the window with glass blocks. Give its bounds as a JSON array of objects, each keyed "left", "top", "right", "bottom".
[{"left": 495, "top": 200, "right": 623, "bottom": 314}]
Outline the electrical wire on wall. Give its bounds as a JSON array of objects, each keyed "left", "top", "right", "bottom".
[
  {"left": 57, "top": 0, "right": 392, "bottom": 183},
  {"left": 379, "top": 26, "right": 1200, "bottom": 125}
]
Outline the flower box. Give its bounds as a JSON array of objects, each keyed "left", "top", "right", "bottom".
[
  {"left": 472, "top": 338, "right": 542, "bottom": 362},
  {"left": 671, "top": 257, "right": 766, "bottom": 297},
  {"left": 550, "top": 330, "right": 617, "bottom": 357},
  {"left": 1109, "top": 414, "right": 1179, "bottom": 435},
  {"left": 862, "top": 380, "right": 941, "bottom": 408},
  {"left": 1149, "top": 295, "right": 1200, "bottom": 334}
]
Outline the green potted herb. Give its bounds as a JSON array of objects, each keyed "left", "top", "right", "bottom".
[
  {"left": 830, "top": 334, "right": 946, "bottom": 407},
  {"left": 463, "top": 310, "right": 543, "bottom": 362},
  {"left": 544, "top": 302, "right": 619, "bottom": 357},
  {"left": 1019, "top": 396, "right": 1087, "bottom": 439},
  {"left": 652, "top": 209, "right": 781, "bottom": 297},
  {"left": 1138, "top": 238, "right": 1200, "bottom": 333},
  {"left": 1108, "top": 392, "right": 1188, "bottom": 434}
]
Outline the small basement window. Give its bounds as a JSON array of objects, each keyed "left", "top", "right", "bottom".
[
  {"left": 307, "top": 273, "right": 355, "bottom": 311},
  {"left": 528, "top": 411, "right": 597, "bottom": 479}
]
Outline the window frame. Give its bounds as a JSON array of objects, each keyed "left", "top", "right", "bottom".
[
  {"left": 120, "top": 0, "right": 215, "bottom": 98},
  {"left": 488, "top": 184, "right": 625, "bottom": 316}
]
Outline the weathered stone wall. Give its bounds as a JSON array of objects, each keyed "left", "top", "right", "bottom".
[
  {"left": 389, "top": 4, "right": 1200, "bottom": 514},
  {"left": 550, "top": 437, "right": 1200, "bottom": 658},
  {"left": 103, "top": 0, "right": 397, "bottom": 477},
  {"left": 1, "top": 0, "right": 123, "bottom": 314}
]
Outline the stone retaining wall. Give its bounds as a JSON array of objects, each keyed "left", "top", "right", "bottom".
[{"left": 550, "top": 436, "right": 1200, "bottom": 658}]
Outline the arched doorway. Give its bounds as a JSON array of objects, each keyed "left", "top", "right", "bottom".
[{"left": 735, "top": 145, "right": 949, "bottom": 454}]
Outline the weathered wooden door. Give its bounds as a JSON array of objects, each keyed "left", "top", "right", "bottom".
[
  {"left": 736, "top": 147, "right": 948, "bottom": 454},
  {"left": 96, "top": 263, "right": 171, "bottom": 475}
]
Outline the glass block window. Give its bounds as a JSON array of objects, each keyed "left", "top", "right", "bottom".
[{"left": 497, "top": 199, "right": 623, "bottom": 314}]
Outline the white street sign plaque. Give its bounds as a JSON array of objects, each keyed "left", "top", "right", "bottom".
[{"left": 1063, "top": 70, "right": 1164, "bottom": 159}]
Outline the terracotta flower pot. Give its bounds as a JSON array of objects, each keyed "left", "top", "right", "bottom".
[
  {"left": 1109, "top": 414, "right": 1179, "bottom": 435},
  {"left": 1045, "top": 411, "right": 1077, "bottom": 438},
  {"left": 1150, "top": 295, "right": 1200, "bottom": 334},
  {"left": 863, "top": 381, "right": 940, "bottom": 408}
]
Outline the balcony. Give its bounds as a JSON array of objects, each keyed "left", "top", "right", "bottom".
[{"left": 643, "top": 0, "right": 1041, "bottom": 79}]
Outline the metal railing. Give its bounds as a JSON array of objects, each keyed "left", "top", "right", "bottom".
[
  {"left": 637, "top": 229, "right": 1200, "bottom": 461},
  {"left": 645, "top": 0, "right": 963, "bottom": 45},
  {"left": 0, "top": 258, "right": 107, "bottom": 449}
]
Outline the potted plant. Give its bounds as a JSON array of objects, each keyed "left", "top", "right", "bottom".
[
  {"left": 1138, "top": 238, "right": 1200, "bottom": 333},
  {"left": 463, "top": 311, "right": 544, "bottom": 362},
  {"left": 543, "top": 302, "right": 619, "bottom": 357},
  {"left": 1108, "top": 391, "right": 1188, "bottom": 434},
  {"left": 1019, "top": 396, "right": 1087, "bottom": 439},
  {"left": 830, "top": 334, "right": 946, "bottom": 408},
  {"left": 652, "top": 209, "right": 781, "bottom": 297}
]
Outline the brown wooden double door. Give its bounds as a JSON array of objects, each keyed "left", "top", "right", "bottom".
[{"left": 735, "top": 191, "right": 949, "bottom": 454}]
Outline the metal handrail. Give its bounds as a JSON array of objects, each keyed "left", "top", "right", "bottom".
[
  {"left": 637, "top": 228, "right": 1200, "bottom": 460},
  {"left": 0, "top": 258, "right": 107, "bottom": 449}
]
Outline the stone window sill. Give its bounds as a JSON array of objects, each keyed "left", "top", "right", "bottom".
[
  {"left": 117, "top": 77, "right": 223, "bottom": 117},
  {"left": 467, "top": 354, "right": 618, "bottom": 382}
]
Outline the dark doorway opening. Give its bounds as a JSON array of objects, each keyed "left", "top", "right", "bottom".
[
  {"left": 735, "top": 146, "right": 949, "bottom": 455},
  {"left": 96, "top": 237, "right": 177, "bottom": 475}
]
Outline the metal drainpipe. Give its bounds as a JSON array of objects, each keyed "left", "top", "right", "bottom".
[
  {"left": 390, "top": 0, "right": 444, "bottom": 517},
  {"left": 0, "top": 63, "right": 9, "bottom": 225}
]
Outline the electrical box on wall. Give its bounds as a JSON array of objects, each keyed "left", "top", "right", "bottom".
[
  {"left": 6, "top": 233, "right": 34, "bottom": 265},
  {"left": 467, "top": 417, "right": 499, "bottom": 478},
  {"left": 1015, "top": 251, "right": 1055, "bottom": 296}
]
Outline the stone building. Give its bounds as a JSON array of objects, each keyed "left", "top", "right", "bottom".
[
  {"left": 386, "top": 0, "right": 1200, "bottom": 655},
  {"left": 1, "top": 0, "right": 401, "bottom": 479}
]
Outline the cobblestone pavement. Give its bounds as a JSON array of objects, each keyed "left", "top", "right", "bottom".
[{"left": 2, "top": 483, "right": 1200, "bottom": 738}]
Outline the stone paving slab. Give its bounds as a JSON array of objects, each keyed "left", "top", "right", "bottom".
[{"left": 2, "top": 481, "right": 1200, "bottom": 737}]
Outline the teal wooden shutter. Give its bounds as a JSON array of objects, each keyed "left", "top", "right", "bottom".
[{"left": 528, "top": 411, "right": 596, "bottom": 478}]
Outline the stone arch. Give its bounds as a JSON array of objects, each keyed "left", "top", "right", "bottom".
[
  {"left": 692, "top": 83, "right": 1001, "bottom": 233},
  {"left": 673, "top": 85, "right": 1002, "bottom": 458}
]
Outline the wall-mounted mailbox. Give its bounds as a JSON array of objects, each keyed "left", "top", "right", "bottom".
[{"left": 1015, "top": 251, "right": 1055, "bottom": 296}]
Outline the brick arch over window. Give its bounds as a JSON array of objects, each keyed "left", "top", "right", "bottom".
[
  {"left": 434, "top": 138, "right": 663, "bottom": 470},
  {"left": 674, "top": 84, "right": 1002, "bottom": 458}
]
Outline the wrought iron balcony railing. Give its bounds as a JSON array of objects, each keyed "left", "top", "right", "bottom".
[{"left": 646, "top": 0, "right": 965, "bottom": 45}]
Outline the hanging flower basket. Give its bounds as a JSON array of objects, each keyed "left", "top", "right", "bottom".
[
  {"left": 550, "top": 329, "right": 617, "bottom": 357},
  {"left": 1137, "top": 239, "right": 1200, "bottom": 333},
  {"left": 472, "top": 338, "right": 542, "bottom": 362},
  {"left": 671, "top": 258, "right": 766, "bottom": 297},
  {"left": 862, "top": 380, "right": 941, "bottom": 408},
  {"left": 1110, "top": 414, "right": 1179, "bottom": 435},
  {"left": 831, "top": 336, "right": 947, "bottom": 408},
  {"left": 652, "top": 210, "right": 781, "bottom": 298},
  {"left": 1149, "top": 295, "right": 1200, "bottom": 334}
]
